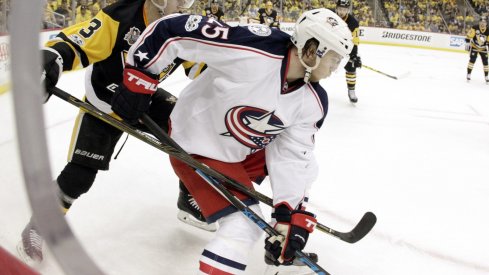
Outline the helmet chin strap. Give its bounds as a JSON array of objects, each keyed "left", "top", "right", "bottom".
[
  {"left": 151, "top": 0, "right": 167, "bottom": 15},
  {"left": 297, "top": 48, "right": 322, "bottom": 83}
]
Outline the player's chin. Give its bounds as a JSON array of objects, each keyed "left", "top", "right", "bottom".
[{"left": 310, "top": 70, "right": 332, "bottom": 82}]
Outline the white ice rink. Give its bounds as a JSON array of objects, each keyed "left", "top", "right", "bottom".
[{"left": 1, "top": 43, "right": 489, "bottom": 275}]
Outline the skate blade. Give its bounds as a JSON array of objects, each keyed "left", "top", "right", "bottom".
[
  {"left": 16, "top": 241, "right": 42, "bottom": 265},
  {"left": 177, "top": 210, "right": 217, "bottom": 232}
]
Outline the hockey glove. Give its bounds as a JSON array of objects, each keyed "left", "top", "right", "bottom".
[
  {"left": 111, "top": 66, "right": 159, "bottom": 125},
  {"left": 264, "top": 203, "right": 317, "bottom": 266},
  {"left": 465, "top": 43, "right": 471, "bottom": 52},
  {"left": 351, "top": 55, "right": 362, "bottom": 69},
  {"left": 41, "top": 48, "right": 63, "bottom": 102}
]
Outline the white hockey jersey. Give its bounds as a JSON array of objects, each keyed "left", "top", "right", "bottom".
[{"left": 126, "top": 14, "right": 328, "bottom": 209}]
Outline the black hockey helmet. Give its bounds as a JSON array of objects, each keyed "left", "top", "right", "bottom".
[{"left": 336, "top": 0, "right": 351, "bottom": 8}]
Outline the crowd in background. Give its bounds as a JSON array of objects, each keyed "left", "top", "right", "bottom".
[
  {"left": 381, "top": 0, "right": 476, "bottom": 35},
  {"left": 469, "top": 0, "right": 488, "bottom": 15},
  {"left": 0, "top": 0, "right": 487, "bottom": 35}
]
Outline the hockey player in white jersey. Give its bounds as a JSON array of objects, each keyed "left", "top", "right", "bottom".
[{"left": 112, "top": 8, "right": 353, "bottom": 274}]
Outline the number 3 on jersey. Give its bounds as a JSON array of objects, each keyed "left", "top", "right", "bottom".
[{"left": 80, "top": 18, "right": 102, "bottom": 39}]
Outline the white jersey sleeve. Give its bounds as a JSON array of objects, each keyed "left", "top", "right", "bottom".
[{"left": 266, "top": 83, "right": 326, "bottom": 209}]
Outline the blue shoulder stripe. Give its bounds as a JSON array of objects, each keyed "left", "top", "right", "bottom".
[{"left": 308, "top": 82, "right": 329, "bottom": 129}]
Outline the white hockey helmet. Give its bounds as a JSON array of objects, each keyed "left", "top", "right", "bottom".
[{"left": 291, "top": 8, "right": 353, "bottom": 82}]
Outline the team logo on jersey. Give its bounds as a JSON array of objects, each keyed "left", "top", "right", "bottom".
[
  {"left": 185, "top": 15, "right": 202, "bottom": 32},
  {"left": 68, "top": 34, "right": 84, "bottom": 46},
  {"left": 316, "top": 48, "right": 327, "bottom": 58},
  {"left": 248, "top": 24, "right": 271, "bottom": 37},
  {"left": 326, "top": 17, "right": 339, "bottom": 27},
  {"left": 221, "top": 106, "right": 285, "bottom": 150},
  {"left": 134, "top": 50, "right": 149, "bottom": 61},
  {"left": 124, "top": 27, "right": 141, "bottom": 45}
]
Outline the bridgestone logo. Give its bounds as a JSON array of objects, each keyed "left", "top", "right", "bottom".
[
  {"left": 74, "top": 149, "right": 104, "bottom": 161},
  {"left": 381, "top": 31, "right": 431, "bottom": 42}
]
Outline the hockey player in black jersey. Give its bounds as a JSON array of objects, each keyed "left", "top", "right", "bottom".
[
  {"left": 335, "top": 0, "right": 362, "bottom": 103},
  {"left": 17, "top": 0, "right": 218, "bottom": 265},
  {"left": 202, "top": 0, "right": 225, "bottom": 22},
  {"left": 465, "top": 16, "right": 489, "bottom": 84},
  {"left": 256, "top": 1, "right": 280, "bottom": 28}
]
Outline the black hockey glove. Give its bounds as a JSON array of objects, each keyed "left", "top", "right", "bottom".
[
  {"left": 264, "top": 203, "right": 317, "bottom": 266},
  {"left": 111, "top": 66, "right": 158, "bottom": 125},
  {"left": 41, "top": 48, "right": 63, "bottom": 102},
  {"left": 351, "top": 55, "right": 362, "bottom": 69},
  {"left": 465, "top": 38, "right": 472, "bottom": 52}
]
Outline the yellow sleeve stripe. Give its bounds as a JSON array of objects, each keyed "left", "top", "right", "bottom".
[
  {"left": 44, "top": 39, "right": 82, "bottom": 70},
  {"left": 352, "top": 27, "right": 360, "bottom": 46}
]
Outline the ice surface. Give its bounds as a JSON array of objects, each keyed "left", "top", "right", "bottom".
[{"left": 1, "top": 44, "right": 488, "bottom": 275}]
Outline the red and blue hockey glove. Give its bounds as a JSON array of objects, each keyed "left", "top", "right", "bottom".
[
  {"left": 111, "top": 66, "right": 159, "bottom": 125},
  {"left": 264, "top": 203, "right": 317, "bottom": 266}
]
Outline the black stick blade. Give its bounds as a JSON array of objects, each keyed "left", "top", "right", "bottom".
[{"left": 340, "top": 212, "right": 377, "bottom": 243}]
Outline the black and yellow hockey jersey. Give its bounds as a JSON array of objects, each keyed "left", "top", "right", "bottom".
[
  {"left": 342, "top": 13, "right": 360, "bottom": 56},
  {"left": 466, "top": 24, "right": 489, "bottom": 52},
  {"left": 257, "top": 8, "right": 280, "bottom": 28},
  {"left": 202, "top": 7, "right": 224, "bottom": 21},
  {"left": 45, "top": 0, "right": 199, "bottom": 113}
]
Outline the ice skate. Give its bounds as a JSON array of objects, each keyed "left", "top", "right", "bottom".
[
  {"left": 467, "top": 74, "right": 471, "bottom": 82},
  {"left": 17, "top": 217, "right": 43, "bottom": 264},
  {"left": 485, "top": 75, "right": 488, "bottom": 85},
  {"left": 264, "top": 251, "right": 319, "bottom": 275},
  {"left": 348, "top": 89, "right": 358, "bottom": 103},
  {"left": 177, "top": 181, "right": 217, "bottom": 232}
]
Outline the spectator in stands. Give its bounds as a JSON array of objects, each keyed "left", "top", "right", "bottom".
[
  {"left": 202, "top": 0, "right": 225, "bottom": 21},
  {"left": 76, "top": 0, "right": 89, "bottom": 14},
  {"left": 43, "top": 0, "right": 56, "bottom": 29},
  {"left": 247, "top": 2, "right": 258, "bottom": 19},
  {"left": 75, "top": 3, "right": 91, "bottom": 23},
  {"left": 47, "top": 0, "right": 59, "bottom": 11},
  {"left": 54, "top": 0, "right": 71, "bottom": 27},
  {"left": 256, "top": 1, "right": 280, "bottom": 28},
  {"left": 90, "top": 2, "right": 100, "bottom": 17}
]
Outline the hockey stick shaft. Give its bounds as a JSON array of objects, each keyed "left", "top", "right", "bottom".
[
  {"left": 140, "top": 113, "right": 376, "bottom": 245},
  {"left": 137, "top": 112, "right": 329, "bottom": 274},
  {"left": 50, "top": 86, "right": 329, "bottom": 273},
  {"left": 363, "top": 64, "right": 398, "bottom": 80},
  {"left": 193, "top": 170, "right": 330, "bottom": 275},
  {"left": 50, "top": 86, "right": 375, "bottom": 243}
]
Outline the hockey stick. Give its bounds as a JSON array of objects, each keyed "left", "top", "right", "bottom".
[
  {"left": 49, "top": 86, "right": 376, "bottom": 244},
  {"left": 140, "top": 112, "right": 377, "bottom": 244},
  {"left": 194, "top": 171, "right": 330, "bottom": 275},
  {"left": 139, "top": 114, "right": 329, "bottom": 274},
  {"left": 363, "top": 64, "right": 398, "bottom": 80}
]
